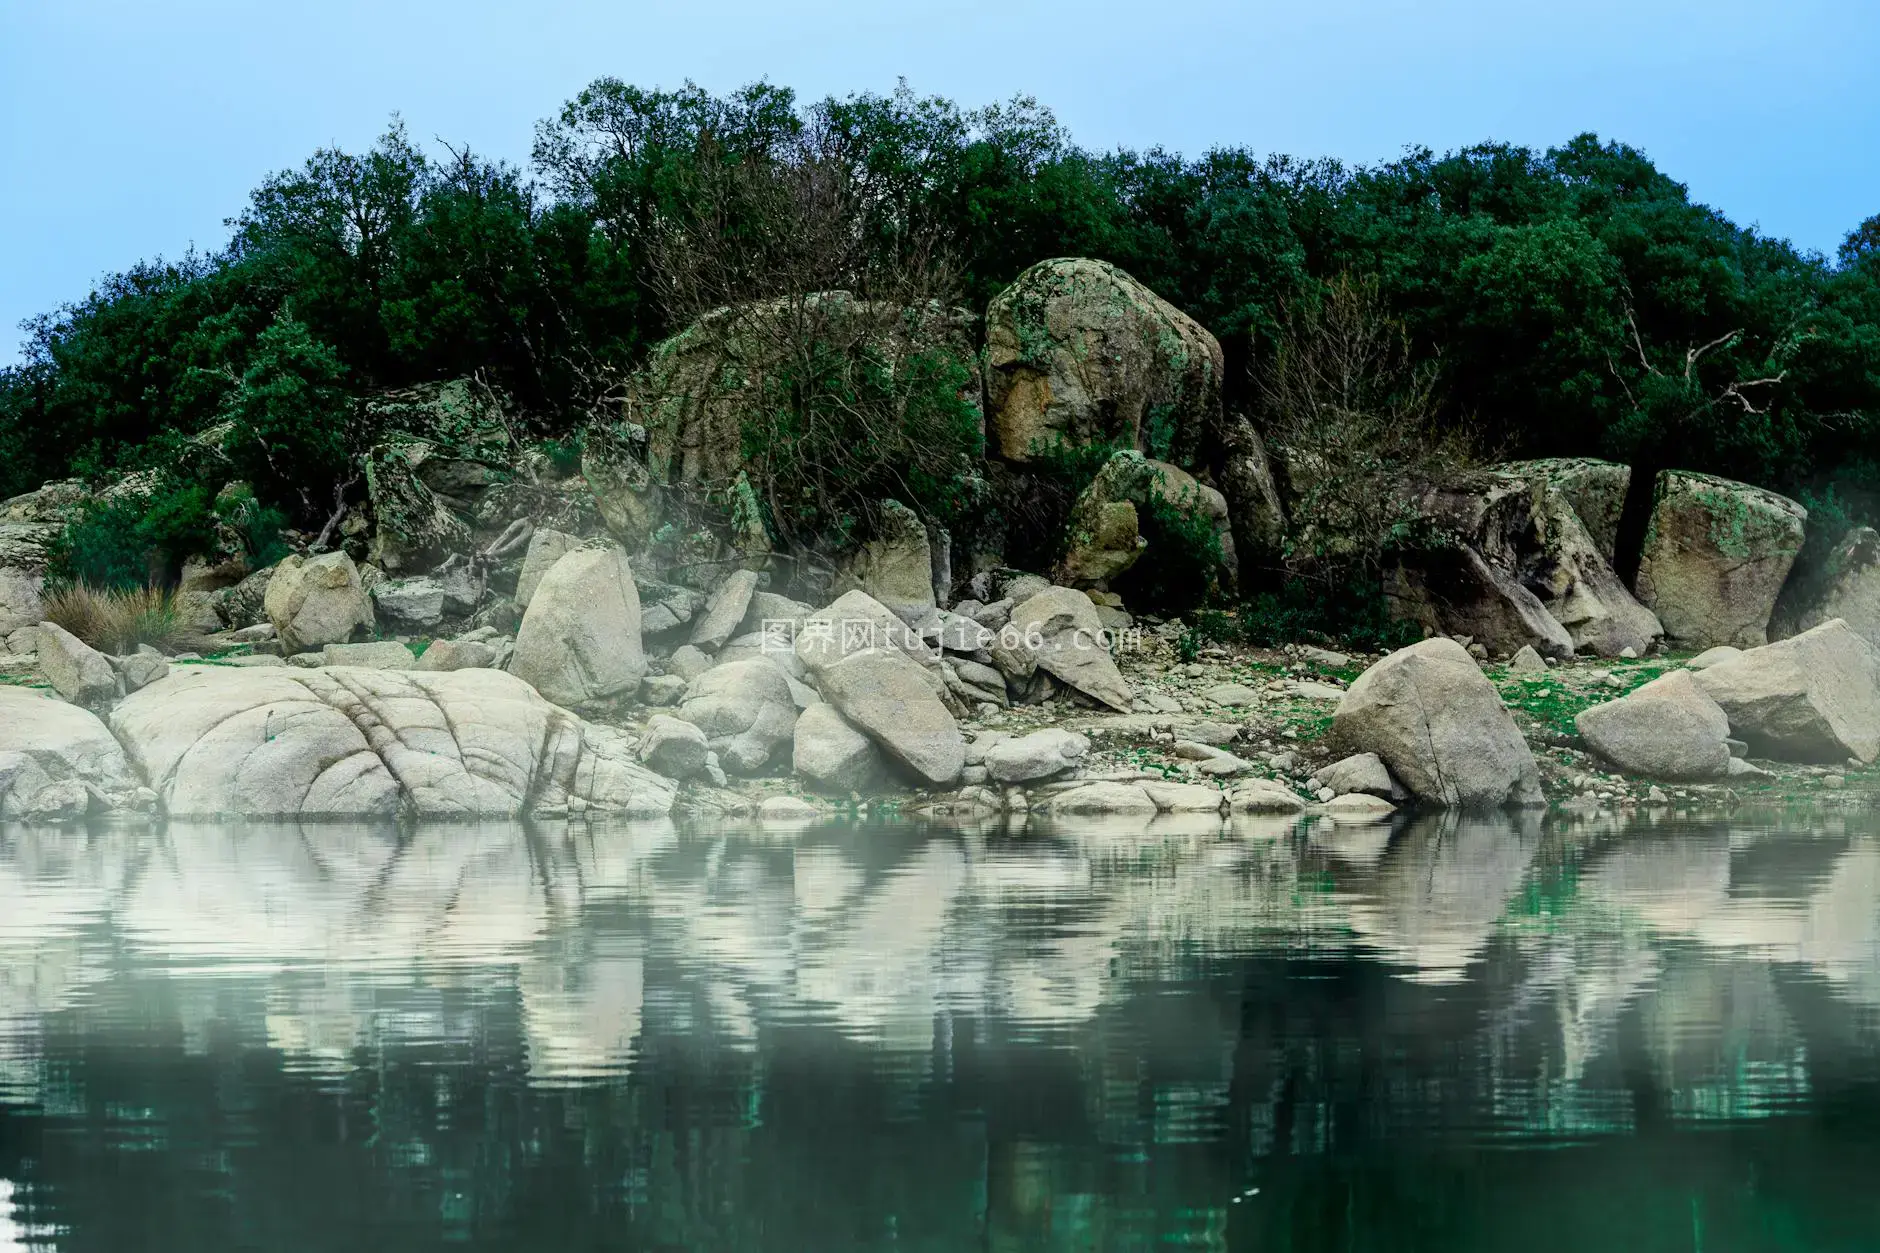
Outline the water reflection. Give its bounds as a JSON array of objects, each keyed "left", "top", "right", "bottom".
[{"left": 1, "top": 810, "right": 1879, "bottom": 1250}]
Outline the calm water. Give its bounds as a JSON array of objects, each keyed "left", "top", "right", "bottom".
[{"left": 1, "top": 809, "right": 1878, "bottom": 1252}]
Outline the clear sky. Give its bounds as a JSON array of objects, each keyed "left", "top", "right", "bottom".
[{"left": 3, "top": 0, "right": 1876, "bottom": 365}]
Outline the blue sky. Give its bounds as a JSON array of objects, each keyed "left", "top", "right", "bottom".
[{"left": 3, "top": 0, "right": 1876, "bottom": 365}]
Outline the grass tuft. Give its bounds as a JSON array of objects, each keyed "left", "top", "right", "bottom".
[{"left": 41, "top": 582, "right": 196, "bottom": 655}]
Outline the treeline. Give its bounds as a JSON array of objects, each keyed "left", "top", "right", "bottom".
[{"left": 4, "top": 78, "right": 1878, "bottom": 530}]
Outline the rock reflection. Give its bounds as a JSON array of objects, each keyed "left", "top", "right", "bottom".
[{"left": 2, "top": 809, "right": 1880, "bottom": 1103}]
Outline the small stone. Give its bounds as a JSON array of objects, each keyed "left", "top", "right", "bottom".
[
  {"left": 1825, "top": 774, "right": 1847, "bottom": 788},
  {"left": 1508, "top": 645, "right": 1547, "bottom": 675},
  {"left": 1619, "top": 646, "right": 1639, "bottom": 659},
  {"left": 1647, "top": 786, "right": 1669, "bottom": 803}
]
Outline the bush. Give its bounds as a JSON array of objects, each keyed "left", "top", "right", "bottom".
[
  {"left": 213, "top": 483, "right": 292, "bottom": 566},
  {"left": 42, "top": 582, "right": 194, "bottom": 655},
  {"left": 1203, "top": 578, "right": 1421, "bottom": 653},
  {"left": 1114, "top": 486, "right": 1223, "bottom": 613},
  {"left": 47, "top": 482, "right": 218, "bottom": 590}
]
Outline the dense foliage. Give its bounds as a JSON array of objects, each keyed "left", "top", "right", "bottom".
[{"left": 3, "top": 79, "right": 1877, "bottom": 551}]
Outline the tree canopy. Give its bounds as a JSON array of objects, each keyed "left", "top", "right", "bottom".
[{"left": 3, "top": 80, "right": 1877, "bottom": 533}]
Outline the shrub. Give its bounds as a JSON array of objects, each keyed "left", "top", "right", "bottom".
[
  {"left": 1213, "top": 578, "right": 1421, "bottom": 653},
  {"left": 47, "top": 482, "right": 218, "bottom": 590},
  {"left": 42, "top": 582, "right": 194, "bottom": 655},
  {"left": 213, "top": 483, "right": 292, "bottom": 566}
]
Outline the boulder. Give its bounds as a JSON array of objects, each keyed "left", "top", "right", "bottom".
[
  {"left": 360, "top": 379, "right": 513, "bottom": 572},
  {"left": 1636, "top": 470, "right": 1806, "bottom": 647},
  {"left": 676, "top": 658, "right": 799, "bottom": 773},
  {"left": 1333, "top": 637, "right": 1544, "bottom": 807},
  {"left": 1575, "top": 670, "right": 1732, "bottom": 780},
  {"left": 1317, "top": 752, "right": 1405, "bottom": 800},
  {"left": 320, "top": 641, "right": 417, "bottom": 670},
  {"left": 1057, "top": 451, "right": 1235, "bottom": 590},
  {"left": 795, "top": 589, "right": 938, "bottom": 675},
  {"left": 1508, "top": 645, "right": 1547, "bottom": 675},
  {"left": 815, "top": 648, "right": 965, "bottom": 786},
  {"left": 1038, "top": 781, "right": 1158, "bottom": 815},
  {"left": 1388, "top": 471, "right": 1661, "bottom": 658},
  {"left": 665, "top": 645, "right": 713, "bottom": 683},
  {"left": 639, "top": 581, "right": 706, "bottom": 635},
  {"left": 1002, "top": 587, "right": 1133, "bottom": 712},
  {"left": 581, "top": 421, "right": 665, "bottom": 550},
  {"left": 1775, "top": 525, "right": 1880, "bottom": 647},
  {"left": 0, "top": 686, "right": 143, "bottom": 817},
  {"left": 109, "top": 651, "right": 169, "bottom": 693},
  {"left": 842, "top": 499, "right": 937, "bottom": 609},
  {"left": 982, "top": 728, "right": 1090, "bottom": 784},
  {"left": 0, "top": 516, "right": 57, "bottom": 633},
  {"left": 1496, "top": 458, "right": 1631, "bottom": 560},
  {"left": 791, "top": 702, "right": 882, "bottom": 793},
  {"left": 633, "top": 294, "right": 982, "bottom": 489},
  {"left": 515, "top": 527, "right": 581, "bottom": 608},
  {"left": 1691, "top": 619, "right": 1880, "bottom": 762},
  {"left": 691, "top": 568, "right": 760, "bottom": 651},
  {"left": 265, "top": 551, "right": 375, "bottom": 654},
  {"left": 108, "top": 665, "right": 676, "bottom": 818},
  {"left": 217, "top": 563, "right": 277, "bottom": 630},
  {"left": 1228, "top": 779, "right": 1308, "bottom": 814},
  {"left": 509, "top": 545, "right": 646, "bottom": 708},
  {"left": 985, "top": 258, "right": 1221, "bottom": 468},
  {"left": 1685, "top": 645, "right": 1743, "bottom": 671},
  {"left": 637, "top": 713, "right": 711, "bottom": 779},
  {"left": 34, "top": 621, "right": 119, "bottom": 706},
  {"left": 414, "top": 638, "right": 497, "bottom": 671},
  {"left": 370, "top": 577, "right": 445, "bottom": 631},
  {"left": 1140, "top": 781, "right": 1227, "bottom": 813}
]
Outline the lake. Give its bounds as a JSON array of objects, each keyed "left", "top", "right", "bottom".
[{"left": 1, "top": 809, "right": 1877, "bottom": 1251}]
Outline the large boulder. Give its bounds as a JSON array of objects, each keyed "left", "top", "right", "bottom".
[
  {"left": 581, "top": 421, "right": 665, "bottom": 551},
  {"left": 1636, "top": 470, "right": 1806, "bottom": 647},
  {"left": 264, "top": 551, "right": 376, "bottom": 654},
  {"left": 0, "top": 686, "right": 144, "bottom": 817},
  {"left": 637, "top": 713, "right": 711, "bottom": 779},
  {"left": 34, "top": 621, "right": 119, "bottom": 707},
  {"left": 1388, "top": 471, "right": 1660, "bottom": 658},
  {"left": 999, "top": 587, "right": 1133, "bottom": 712},
  {"left": 1690, "top": 619, "right": 1880, "bottom": 762},
  {"left": 1575, "top": 669, "right": 1732, "bottom": 780},
  {"left": 361, "top": 379, "right": 513, "bottom": 572},
  {"left": 1215, "top": 413, "right": 1289, "bottom": 575},
  {"left": 791, "top": 702, "right": 882, "bottom": 793},
  {"left": 1496, "top": 458, "right": 1631, "bottom": 561},
  {"left": 509, "top": 545, "right": 646, "bottom": 708},
  {"left": 985, "top": 258, "right": 1221, "bottom": 468},
  {"left": 634, "top": 294, "right": 982, "bottom": 489},
  {"left": 1058, "top": 451, "right": 1234, "bottom": 590},
  {"left": 1333, "top": 637, "right": 1543, "bottom": 807},
  {"left": 676, "top": 658, "right": 798, "bottom": 773},
  {"left": 515, "top": 527, "right": 581, "bottom": 608},
  {"left": 795, "top": 589, "right": 938, "bottom": 675},
  {"left": 841, "top": 500, "right": 937, "bottom": 610},
  {"left": 108, "top": 666, "right": 676, "bottom": 818},
  {"left": 370, "top": 577, "right": 445, "bottom": 632},
  {"left": 1773, "top": 525, "right": 1880, "bottom": 647},
  {"left": 814, "top": 648, "right": 964, "bottom": 786}
]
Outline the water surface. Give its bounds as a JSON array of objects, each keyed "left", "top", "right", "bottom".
[{"left": 2, "top": 809, "right": 1878, "bottom": 1251}]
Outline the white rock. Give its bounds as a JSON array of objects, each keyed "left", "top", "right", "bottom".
[
  {"left": 677, "top": 658, "right": 799, "bottom": 773},
  {"left": 322, "top": 641, "right": 417, "bottom": 670},
  {"left": 1575, "top": 669, "right": 1731, "bottom": 780},
  {"left": 815, "top": 648, "right": 964, "bottom": 786},
  {"left": 1228, "top": 778, "right": 1307, "bottom": 814},
  {"left": 1317, "top": 752, "right": 1403, "bottom": 800},
  {"left": 370, "top": 577, "right": 445, "bottom": 630},
  {"left": 1508, "top": 645, "right": 1547, "bottom": 675},
  {"left": 264, "top": 551, "right": 375, "bottom": 654},
  {"left": 509, "top": 545, "right": 646, "bottom": 708},
  {"left": 1003, "top": 587, "right": 1133, "bottom": 712},
  {"left": 1140, "top": 780, "right": 1226, "bottom": 813},
  {"left": 35, "top": 621, "right": 118, "bottom": 706},
  {"left": 1333, "top": 637, "right": 1543, "bottom": 807},
  {"left": 1684, "top": 645, "right": 1744, "bottom": 672},
  {"left": 638, "top": 713, "right": 711, "bottom": 779},
  {"left": 0, "top": 686, "right": 141, "bottom": 817},
  {"left": 515, "top": 528, "right": 580, "bottom": 608},
  {"left": 415, "top": 638, "right": 498, "bottom": 671},
  {"left": 1039, "top": 781, "right": 1158, "bottom": 815},
  {"left": 691, "top": 569, "right": 761, "bottom": 651},
  {"left": 792, "top": 702, "right": 882, "bottom": 793},
  {"left": 982, "top": 729, "right": 1090, "bottom": 784},
  {"left": 1691, "top": 618, "right": 1880, "bottom": 762}
]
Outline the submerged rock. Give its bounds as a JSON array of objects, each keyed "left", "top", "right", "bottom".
[{"left": 1333, "top": 638, "right": 1543, "bottom": 807}]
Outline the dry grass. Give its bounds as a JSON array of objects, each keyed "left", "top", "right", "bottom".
[{"left": 41, "top": 582, "right": 195, "bottom": 655}]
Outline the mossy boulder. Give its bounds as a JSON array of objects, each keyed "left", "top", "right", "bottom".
[
  {"left": 985, "top": 258, "right": 1222, "bottom": 469},
  {"left": 1636, "top": 471, "right": 1806, "bottom": 648},
  {"left": 1057, "top": 450, "right": 1233, "bottom": 591},
  {"left": 362, "top": 380, "right": 514, "bottom": 572},
  {"left": 1495, "top": 457, "right": 1631, "bottom": 561}
]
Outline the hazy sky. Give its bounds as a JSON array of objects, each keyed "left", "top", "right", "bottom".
[{"left": 3, "top": 0, "right": 1876, "bottom": 365}]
